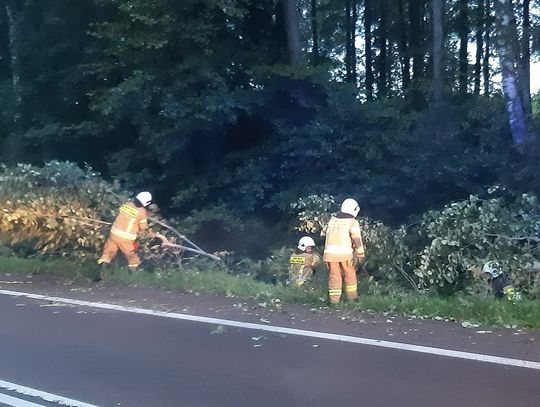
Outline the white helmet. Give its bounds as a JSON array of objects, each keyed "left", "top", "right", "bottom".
[
  {"left": 298, "top": 236, "right": 316, "bottom": 251},
  {"left": 482, "top": 261, "right": 502, "bottom": 278},
  {"left": 136, "top": 191, "right": 152, "bottom": 207},
  {"left": 341, "top": 198, "right": 360, "bottom": 217}
]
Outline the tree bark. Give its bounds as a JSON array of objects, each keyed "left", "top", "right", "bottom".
[
  {"left": 5, "top": 2, "right": 23, "bottom": 122},
  {"left": 483, "top": 0, "right": 491, "bottom": 95},
  {"left": 351, "top": 0, "right": 358, "bottom": 83},
  {"left": 377, "top": 0, "right": 388, "bottom": 96},
  {"left": 520, "top": 0, "right": 531, "bottom": 116},
  {"left": 281, "top": 0, "right": 302, "bottom": 65},
  {"left": 311, "top": 0, "right": 319, "bottom": 65},
  {"left": 432, "top": 0, "right": 444, "bottom": 103},
  {"left": 398, "top": 0, "right": 410, "bottom": 90},
  {"left": 493, "top": 0, "right": 529, "bottom": 146},
  {"left": 458, "top": 0, "right": 469, "bottom": 94},
  {"left": 474, "top": 0, "right": 484, "bottom": 95},
  {"left": 409, "top": 0, "right": 424, "bottom": 79},
  {"left": 345, "top": 0, "right": 352, "bottom": 80},
  {"left": 364, "top": 0, "right": 374, "bottom": 100}
]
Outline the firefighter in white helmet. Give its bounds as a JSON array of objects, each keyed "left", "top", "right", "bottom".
[
  {"left": 98, "top": 192, "right": 153, "bottom": 274},
  {"left": 323, "top": 198, "right": 365, "bottom": 304},
  {"left": 288, "top": 236, "right": 322, "bottom": 286}
]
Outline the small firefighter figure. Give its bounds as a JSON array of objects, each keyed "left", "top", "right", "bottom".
[
  {"left": 323, "top": 198, "right": 365, "bottom": 304},
  {"left": 288, "top": 236, "right": 321, "bottom": 286},
  {"left": 98, "top": 191, "right": 153, "bottom": 271},
  {"left": 482, "top": 261, "right": 520, "bottom": 303}
]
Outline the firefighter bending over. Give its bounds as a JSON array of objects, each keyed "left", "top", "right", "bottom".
[
  {"left": 482, "top": 261, "right": 520, "bottom": 303},
  {"left": 98, "top": 192, "right": 153, "bottom": 271},
  {"left": 323, "top": 198, "right": 365, "bottom": 304},
  {"left": 288, "top": 236, "right": 321, "bottom": 286}
]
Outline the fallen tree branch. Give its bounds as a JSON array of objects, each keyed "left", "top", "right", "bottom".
[
  {"left": 153, "top": 233, "right": 221, "bottom": 261},
  {"left": 484, "top": 233, "right": 540, "bottom": 243}
]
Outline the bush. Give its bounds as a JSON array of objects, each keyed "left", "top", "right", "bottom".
[
  {"left": 413, "top": 191, "right": 540, "bottom": 297},
  {"left": 291, "top": 191, "right": 540, "bottom": 298},
  {"left": 0, "top": 161, "right": 176, "bottom": 262}
]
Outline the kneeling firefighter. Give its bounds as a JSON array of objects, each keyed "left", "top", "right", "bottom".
[
  {"left": 482, "top": 261, "right": 520, "bottom": 303},
  {"left": 98, "top": 192, "right": 154, "bottom": 271},
  {"left": 288, "top": 236, "right": 322, "bottom": 286}
]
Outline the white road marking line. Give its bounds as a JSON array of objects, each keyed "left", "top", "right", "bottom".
[
  {"left": 1, "top": 288, "right": 539, "bottom": 371},
  {"left": 0, "top": 392, "right": 43, "bottom": 407},
  {"left": 0, "top": 379, "right": 99, "bottom": 407}
]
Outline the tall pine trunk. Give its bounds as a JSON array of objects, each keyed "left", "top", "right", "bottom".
[
  {"left": 409, "top": 0, "right": 424, "bottom": 80},
  {"left": 520, "top": 0, "right": 531, "bottom": 116},
  {"left": 432, "top": 0, "right": 444, "bottom": 103},
  {"left": 483, "top": 0, "right": 491, "bottom": 95},
  {"left": 377, "top": 0, "right": 388, "bottom": 96},
  {"left": 5, "top": 2, "right": 23, "bottom": 122},
  {"left": 351, "top": 0, "right": 358, "bottom": 83},
  {"left": 474, "top": 0, "right": 484, "bottom": 95},
  {"left": 364, "top": 0, "right": 374, "bottom": 100},
  {"left": 398, "top": 0, "right": 410, "bottom": 90},
  {"left": 311, "top": 0, "right": 319, "bottom": 65},
  {"left": 458, "top": 0, "right": 468, "bottom": 94},
  {"left": 493, "top": 0, "right": 529, "bottom": 146},
  {"left": 281, "top": 0, "right": 302, "bottom": 65},
  {"left": 345, "top": 0, "right": 352, "bottom": 81}
]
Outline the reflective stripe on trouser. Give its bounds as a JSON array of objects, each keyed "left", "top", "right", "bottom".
[
  {"left": 98, "top": 235, "right": 141, "bottom": 268},
  {"left": 326, "top": 260, "right": 358, "bottom": 303}
]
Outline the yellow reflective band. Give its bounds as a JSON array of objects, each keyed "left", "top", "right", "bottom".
[
  {"left": 120, "top": 204, "right": 139, "bottom": 218},
  {"left": 97, "top": 259, "right": 109, "bottom": 265},
  {"left": 290, "top": 256, "right": 306, "bottom": 265},
  {"left": 140, "top": 219, "right": 148, "bottom": 224},
  {"left": 345, "top": 285, "right": 357, "bottom": 292},
  {"left": 329, "top": 289, "right": 342, "bottom": 294},
  {"left": 128, "top": 264, "right": 139, "bottom": 269},
  {"left": 111, "top": 228, "right": 137, "bottom": 240}
]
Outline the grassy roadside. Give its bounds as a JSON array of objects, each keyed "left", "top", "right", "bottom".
[{"left": 0, "top": 256, "right": 539, "bottom": 329}]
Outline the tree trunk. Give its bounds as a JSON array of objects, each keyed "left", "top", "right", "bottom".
[
  {"left": 493, "top": 0, "right": 529, "bottom": 146},
  {"left": 432, "top": 0, "right": 444, "bottom": 103},
  {"left": 458, "top": 0, "right": 468, "bottom": 95},
  {"left": 398, "top": 0, "right": 410, "bottom": 90},
  {"left": 5, "top": 2, "right": 23, "bottom": 122},
  {"left": 483, "top": 0, "right": 490, "bottom": 95},
  {"left": 520, "top": 0, "right": 531, "bottom": 116},
  {"left": 409, "top": 0, "right": 424, "bottom": 79},
  {"left": 364, "top": 0, "right": 374, "bottom": 100},
  {"left": 351, "top": 0, "right": 358, "bottom": 83},
  {"left": 311, "top": 0, "right": 319, "bottom": 65},
  {"left": 474, "top": 0, "right": 484, "bottom": 95},
  {"left": 345, "top": 0, "right": 352, "bottom": 80},
  {"left": 377, "top": 0, "right": 388, "bottom": 96},
  {"left": 281, "top": 0, "right": 302, "bottom": 65}
]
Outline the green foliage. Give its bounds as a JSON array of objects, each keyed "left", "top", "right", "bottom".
[
  {"left": 0, "top": 161, "right": 120, "bottom": 257},
  {"left": 292, "top": 191, "right": 540, "bottom": 298},
  {"left": 414, "top": 191, "right": 540, "bottom": 297},
  {"left": 0, "top": 161, "right": 175, "bottom": 263}
]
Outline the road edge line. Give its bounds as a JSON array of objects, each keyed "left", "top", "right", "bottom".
[{"left": 1, "top": 288, "right": 539, "bottom": 371}]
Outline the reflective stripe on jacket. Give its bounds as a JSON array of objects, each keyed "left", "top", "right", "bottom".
[
  {"left": 323, "top": 215, "right": 364, "bottom": 262},
  {"left": 110, "top": 202, "right": 148, "bottom": 241}
]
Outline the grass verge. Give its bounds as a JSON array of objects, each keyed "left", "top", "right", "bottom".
[{"left": 0, "top": 256, "right": 538, "bottom": 329}]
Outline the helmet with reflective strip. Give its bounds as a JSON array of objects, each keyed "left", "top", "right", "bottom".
[
  {"left": 298, "top": 236, "right": 316, "bottom": 251},
  {"left": 482, "top": 261, "right": 502, "bottom": 278},
  {"left": 340, "top": 198, "right": 360, "bottom": 217},
  {"left": 136, "top": 191, "right": 152, "bottom": 207}
]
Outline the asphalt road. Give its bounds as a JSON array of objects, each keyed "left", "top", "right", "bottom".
[{"left": 0, "top": 293, "right": 539, "bottom": 407}]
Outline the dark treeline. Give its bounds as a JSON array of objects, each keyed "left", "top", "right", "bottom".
[{"left": 0, "top": 0, "right": 539, "bottom": 253}]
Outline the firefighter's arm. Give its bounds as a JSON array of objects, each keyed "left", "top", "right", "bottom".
[{"left": 350, "top": 221, "right": 366, "bottom": 261}]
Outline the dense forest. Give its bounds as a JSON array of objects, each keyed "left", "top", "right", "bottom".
[{"left": 0, "top": 0, "right": 539, "bottom": 255}]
